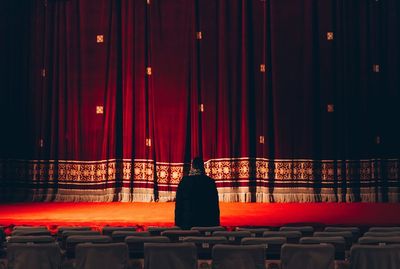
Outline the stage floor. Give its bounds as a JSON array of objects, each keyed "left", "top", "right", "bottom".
[{"left": 1, "top": 202, "right": 400, "bottom": 230}]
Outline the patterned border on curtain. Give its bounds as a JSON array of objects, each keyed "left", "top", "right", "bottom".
[{"left": 1, "top": 158, "right": 398, "bottom": 203}]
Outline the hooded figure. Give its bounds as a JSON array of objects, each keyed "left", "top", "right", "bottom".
[{"left": 174, "top": 157, "right": 220, "bottom": 229}]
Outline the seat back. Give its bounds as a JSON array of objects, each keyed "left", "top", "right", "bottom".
[
  {"left": 324, "top": 226, "right": 360, "bottom": 241},
  {"left": 61, "top": 230, "right": 101, "bottom": 249},
  {"left": 66, "top": 235, "right": 112, "bottom": 258},
  {"left": 358, "top": 236, "right": 400, "bottom": 245},
  {"left": 279, "top": 226, "right": 314, "bottom": 237},
  {"left": 350, "top": 244, "right": 400, "bottom": 269},
  {"left": 212, "top": 244, "right": 266, "bottom": 269},
  {"left": 8, "top": 236, "right": 55, "bottom": 244},
  {"left": 112, "top": 231, "right": 150, "bottom": 242},
  {"left": 263, "top": 231, "right": 302, "bottom": 244},
  {"left": 102, "top": 226, "right": 136, "bottom": 236},
  {"left": 191, "top": 226, "right": 225, "bottom": 236},
  {"left": 147, "top": 226, "right": 180, "bottom": 236},
  {"left": 368, "top": 227, "right": 400, "bottom": 233},
  {"left": 144, "top": 242, "right": 197, "bottom": 269},
  {"left": 313, "top": 231, "right": 353, "bottom": 249},
  {"left": 241, "top": 237, "right": 286, "bottom": 260},
  {"left": 7, "top": 242, "right": 61, "bottom": 269},
  {"left": 56, "top": 226, "right": 92, "bottom": 239},
  {"left": 183, "top": 236, "right": 228, "bottom": 259},
  {"left": 236, "top": 227, "right": 271, "bottom": 237},
  {"left": 161, "top": 230, "right": 201, "bottom": 243},
  {"left": 11, "top": 229, "right": 51, "bottom": 236},
  {"left": 75, "top": 242, "right": 129, "bottom": 269},
  {"left": 281, "top": 243, "right": 335, "bottom": 269},
  {"left": 125, "top": 236, "right": 170, "bottom": 258},
  {"left": 363, "top": 231, "right": 400, "bottom": 237},
  {"left": 300, "top": 236, "right": 346, "bottom": 260},
  {"left": 212, "top": 231, "right": 252, "bottom": 245}
]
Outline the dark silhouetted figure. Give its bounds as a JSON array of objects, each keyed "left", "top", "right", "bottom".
[{"left": 175, "top": 157, "right": 220, "bottom": 229}]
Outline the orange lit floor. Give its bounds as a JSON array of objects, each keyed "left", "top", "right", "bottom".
[{"left": 1, "top": 202, "right": 399, "bottom": 231}]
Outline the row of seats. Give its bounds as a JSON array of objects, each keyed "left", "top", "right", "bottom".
[
  {"left": 1, "top": 225, "right": 400, "bottom": 269},
  {"left": 3, "top": 240, "right": 400, "bottom": 269}
]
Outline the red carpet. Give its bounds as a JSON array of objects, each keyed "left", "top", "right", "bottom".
[{"left": 1, "top": 203, "right": 399, "bottom": 231}]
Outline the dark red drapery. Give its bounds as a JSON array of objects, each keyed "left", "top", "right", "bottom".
[{"left": 1, "top": 0, "right": 399, "bottom": 202}]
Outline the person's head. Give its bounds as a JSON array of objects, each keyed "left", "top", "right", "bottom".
[{"left": 192, "top": 157, "right": 205, "bottom": 172}]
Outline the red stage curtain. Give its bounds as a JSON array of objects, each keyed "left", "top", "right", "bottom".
[{"left": 1, "top": 0, "right": 399, "bottom": 202}]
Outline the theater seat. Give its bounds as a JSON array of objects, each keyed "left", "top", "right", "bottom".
[
  {"left": 8, "top": 236, "right": 54, "bottom": 244},
  {"left": 161, "top": 230, "right": 201, "bottom": 243},
  {"left": 279, "top": 226, "right": 314, "bottom": 237},
  {"left": 7, "top": 242, "right": 62, "bottom": 269},
  {"left": 236, "top": 227, "right": 271, "bottom": 237},
  {"left": 358, "top": 236, "right": 400, "bottom": 245},
  {"left": 147, "top": 226, "right": 180, "bottom": 236},
  {"left": 112, "top": 231, "right": 150, "bottom": 243},
  {"left": 144, "top": 242, "right": 197, "bottom": 269},
  {"left": 191, "top": 226, "right": 226, "bottom": 236},
  {"left": 324, "top": 227, "right": 360, "bottom": 241},
  {"left": 212, "top": 231, "right": 252, "bottom": 245},
  {"left": 65, "top": 235, "right": 112, "bottom": 258},
  {"left": 350, "top": 244, "right": 400, "bottom": 269},
  {"left": 61, "top": 230, "right": 101, "bottom": 249},
  {"left": 241, "top": 236, "right": 286, "bottom": 260},
  {"left": 300, "top": 236, "right": 346, "bottom": 260},
  {"left": 125, "top": 236, "right": 170, "bottom": 258},
  {"left": 11, "top": 229, "right": 51, "bottom": 236},
  {"left": 102, "top": 226, "right": 136, "bottom": 236},
  {"left": 183, "top": 236, "right": 228, "bottom": 259},
  {"left": 212, "top": 244, "right": 266, "bottom": 269},
  {"left": 363, "top": 231, "right": 400, "bottom": 237},
  {"left": 281, "top": 243, "right": 335, "bottom": 269},
  {"left": 313, "top": 231, "right": 353, "bottom": 249},
  {"left": 56, "top": 226, "right": 92, "bottom": 239},
  {"left": 262, "top": 231, "right": 302, "bottom": 244},
  {"left": 75, "top": 242, "right": 129, "bottom": 269},
  {"left": 368, "top": 227, "right": 400, "bottom": 233}
]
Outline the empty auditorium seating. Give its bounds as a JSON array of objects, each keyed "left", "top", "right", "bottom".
[
  {"left": 281, "top": 243, "right": 335, "bottom": 269},
  {"left": 279, "top": 226, "right": 314, "bottom": 237},
  {"left": 212, "top": 244, "right": 266, "bottom": 269},
  {"left": 191, "top": 226, "right": 226, "bottom": 236},
  {"left": 125, "top": 236, "right": 170, "bottom": 258},
  {"left": 75, "top": 242, "right": 129, "bottom": 269},
  {"left": 182, "top": 236, "right": 228, "bottom": 259},
  {"left": 300, "top": 236, "right": 346, "bottom": 260},
  {"left": 350, "top": 244, "right": 400, "bottom": 269},
  {"left": 7, "top": 242, "right": 62, "bottom": 269},
  {"left": 241, "top": 236, "right": 287, "bottom": 260},
  {"left": 144, "top": 242, "right": 197, "bottom": 269},
  {"left": 262, "top": 231, "right": 302, "bottom": 244}
]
